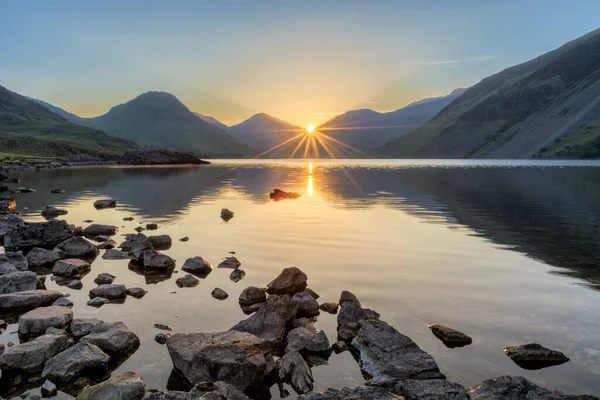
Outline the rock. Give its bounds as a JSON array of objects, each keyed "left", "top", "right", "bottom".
[
  {"left": 181, "top": 256, "right": 213, "bottom": 277},
  {"left": 277, "top": 350, "right": 314, "bottom": 394},
  {"left": 51, "top": 189, "right": 65, "bottom": 194},
  {"left": 428, "top": 324, "right": 473, "bottom": 348},
  {"left": 89, "top": 284, "right": 127, "bottom": 300},
  {"left": 503, "top": 343, "right": 570, "bottom": 369},
  {"left": 4, "top": 219, "right": 74, "bottom": 252},
  {"left": 337, "top": 292, "right": 380, "bottom": 341},
  {"left": 266, "top": 267, "right": 307, "bottom": 295},
  {"left": 154, "top": 323, "right": 173, "bottom": 331},
  {"left": 71, "top": 318, "right": 103, "bottom": 339},
  {"left": 27, "top": 247, "right": 60, "bottom": 268},
  {"left": 94, "top": 273, "right": 116, "bottom": 285},
  {"left": 269, "top": 188, "right": 301, "bottom": 201},
  {"left": 239, "top": 286, "right": 267, "bottom": 306},
  {"left": 18, "top": 306, "right": 74, "bottom": 339},
  {"left": 53, "top": 258, "right": 91, "bottom": 278},
  {"left": 290, "top": 318, "right": 317, "bottom": 330},
  {"left": 391, "top": 379, "right": 468, "bottom": 400},
  {"left": 135, "top": 227, "right": 146, "bottom": 233},
  {"left": 87, "top": 297, "right": 109, "bottom": 307},
  {"left": 81, "top": 321, "right": 140, "bottom": 355},
  {"left": 220, "top": 208, "right": 234, "bottom": 221},
  {"left": 217, "top": 256, "right": 240, "bottom": 269},
  {"left": 41, "top": 379, "right": 58, "bottom": 397},
  {"left": 467, "top": 375, "right": 596, "bottom": 400},
  {"left": 231, "top": 294, "right": 298, "bottom": 348},
  {"left": 123, "top": 217, "right": 134, "bottom": 221},
  {"left": 0, "top": 319, "right": 6, "bottom": 332},
  {"left": 292, "top": 291, "right": 320, "bottom": 317},
  {"left": 319, "top": 302, "right": 339, "bottom": 314},
  {"left": 146, "top": 223, "right": 158, "bottom": 230},
  {"left": 77, "top": 371, "right": 146, "bottom": 400},
  {"left": 176, "top": 274, "right": 200, "bottom": 288},
  {"left": 285, "top": 327, "right": 331, "bottom": 356},
  {"left": 331, "top": 341, "right": 348, "bottom": 354},
  {"left": 97, "top": 239, "right": 117, "bottom": 249},
  {"left": 127, "top": 287, "right": 148, "bottom": 298},
  {"left": 148, "top": 235, "right": 172, "bottom": 250},
  {"left": 155, "top": 332, "right": 171, "bottom": 345},
  {"left": 19, "top": 187, "right": 36, "bottom": 193},
  {"left": 339, "top": 290, "right": 360, "bottom": 305},
  {"left": 67, "top": 279, "right": 83, "bottom": 290},
  {"left": 121, "top": 149, "right": 209, "bottom": 165},
  {"left": 141, "top": 250, "right": 175, "bottom": 270},
  {"left": 0, "top": 343, "right": 3, "bottom": 354},
  {"left": 166, "top": 330, "right": 272, "bottom": 393},
  {"left": 298, "top": 386, "right": 404, "bottom": 400},
  {"left": 0, "top": 270, "right": 38, "bottom": 294},
  {"left": 52, "top": 297, "right": 73, "bottom": 307},
  {"left": 41, "top": 206, "right": 68, "bottom": 217},
  {"left": 46, "top": 326, "right": 66, "bottom": 335},
  {"left": 55, "top": 237, "right": 99, "bottom": 259},
  {"left": 211, "top": 288, "right": 228, "bottom": 300},
  {"left": 305, "top": 288, "right": 320, "bottom": 299},
  {"left": 103, "top": 249, "right": 132, "bottom": 260},
  {"left": 0, "top": 251, "right": 28, "bottom": 274},
  {"left": 0, "top": 214, "right": 24, "bottom": 242},
  {"left": 240, "top": 302, "right": 263, "bottom": 315},
  {"left": 230, "top": 269, "right": 246, "bottom": 283},
  {"left": 179, "top": 237, "right": 189, "bottom": 242},
  {"left": 195, "top": 381, "right": 253, "bottom": 400},
  {"left": 351, "top": 319, "right": 444, "bottom": 385},
  {"left": 0, "top": 196, "right": 16, "bottom": 212},
  {"left": 93, "top": 199, "right": 116, "bottom": 209},
  {"left": 0, "top": 333, "right": 70, "bottom": 373},
  {"left": 83, "top": 224, "right": 119, "bottom": 236},
  {"left": 42, "top": 342, "right": 110, "bottom": 384}
]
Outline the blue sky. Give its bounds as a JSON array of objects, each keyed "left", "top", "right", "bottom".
[{"left": 2, "top": 0, "right": 599, "bottom": 125}]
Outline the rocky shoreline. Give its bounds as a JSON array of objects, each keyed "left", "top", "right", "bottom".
[{"left": 0, "top": 189, "right": 598, "bottom": 399}]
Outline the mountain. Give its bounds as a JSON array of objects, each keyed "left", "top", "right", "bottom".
[
  {"left": 378, "top": 28, "right": 600, "bottom": 159},
  {"left": 26, "top": 97, "right": 87, "bottom": 125},
  {"left": 227, "top": 113, "right": 304, "bottom": 154},
  {"left": 316, "top": 89, "right": 467, "bottom": 151},
  {"left": 0, "top": 85, "right": 138, "bottom": 158},
  {"left": 193, "top": 112, "right": 229, "bottom": 131}
]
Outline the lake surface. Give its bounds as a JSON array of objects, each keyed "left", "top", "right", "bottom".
[{"left": 2, "top": 159, "right": 600, "bottom": 398}]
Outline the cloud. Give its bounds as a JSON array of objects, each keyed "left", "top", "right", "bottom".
[{"left": 421, "top": 55, "right": 502, "bottom": 66}]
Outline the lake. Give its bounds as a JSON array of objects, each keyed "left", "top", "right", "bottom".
[{"left": 2, "top": 159, "right": 600, "bottom": 398}]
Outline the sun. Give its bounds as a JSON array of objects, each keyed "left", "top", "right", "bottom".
[{"left": 307, "top": 124, "right": 315, "bottom": 133}]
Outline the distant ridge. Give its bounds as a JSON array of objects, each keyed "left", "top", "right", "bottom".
[
  {"left": 193, "top": 112, "right": 229, "bottom": 131},
  {"left": 227, "top": 113, "right": 304, "bottom": 154}
]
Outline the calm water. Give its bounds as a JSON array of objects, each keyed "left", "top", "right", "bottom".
[{"left": 2, "top": 159, "right": 600, "bottom": 398}]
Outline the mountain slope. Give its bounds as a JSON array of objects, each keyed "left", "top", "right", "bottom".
[
  {"left": 193, "top": 112, "right": 229, "bottom": 131},
  {"left": 26, "top": 97, "right": 87, "bottom": 125},
  {"left": 378, "top": 27, "right": 600, "bottom": 159},
  {"left": 227, "top": 113, "right": 304, "bottom": 154},
  {"left": 0, "top": 85, "right": 138, "bottom": 157},
  {"left": 317, "top": 89, "right": 467, "bottom": 151}
]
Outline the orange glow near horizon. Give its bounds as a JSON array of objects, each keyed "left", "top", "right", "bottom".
[{"left": 307, "top": 124, "right": 315, "bottom": 133}]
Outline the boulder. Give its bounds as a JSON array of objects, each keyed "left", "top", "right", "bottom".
[
  {"left": 52, "top": 297, "right": 73, "bottom": 307},
  {"left": 83, "top": 224, "right": 119, "bottom": 236},
  {"left": 0, "top": 333, "right": 70, "bottom": 373},
  {"left": 41, "top": 379, "right": 58, "bottom": 397},
  {"left": 98, "top": 239, "right": 118, "bottom": 249},
  {"left": 230, "top": 269, "right": 246, "bottom": 283},
  {"left": 239, "top": 286, "right": 267, "bottom": 306},
  {"left": 337, "top": 292, "right": 379, "bottom": 341},
  {"left": 119, "top": 233, "right": 152, "bottom": 252},
  {"left": 26, "top": 247, "right": 60, "bottom": 268},
  {"left": 298, "top": 386, "right": 404, "bottom": 400},
  {"left": 0, "top": 251, "right": 28, "bottom": 274},
  {"left": 220, "top": 208, "right": 234, "bottom": 221},
  {"left": 166, "top": 331, "right": 272, "bottom": 393},
  {"left": 94, "top": 273, "right": 116, "bottom": 285},
  {"left": 42, "top": 341, "right": 111, "bottom": 384},
  {"left": 285, "top": 327, "right": 331, "bottom": 357},
  {"left": 67, "top": 279, "right": 83, "bottom": 290},
  {"left": 350, "top": 319, "right": 444, "bottom": 385},
  {"left": 18, "top": 306, "right": 74, "bottom": 339},
  {"left": 77, "top": 371, "right": 146, "bottom": 400},
  {"left": 266, "top": 267, "right": 307, "bottom": 295},
  {"left": 87, "top": 297, "right": 110, "bottom": 307},
  {"left": 148, "top": 235, "right": 172, "bottom": 250},
  {"left": 53, "top": 258, "right": 91, "bottom": 278},
  {"left": 428, "top": 324, "right": 472, "bottom": 348},
  {"left": 0, "top": 196, "right": 16, "bottom": 212},
  {"left": 71, "top": 318, "right": 104, "bottom": 339},
  {"left": 141, "top": 250, "right": 175, "bottom": 270},
  {"left": 81, "top": 321, "right": 140, "bottom": 355},
  {"left": 41, "top": 206, "right": 68, "bottom": 218},
  {"left": 339, "top": 290, "right": 360, "bottom": 305},
  {"left": 103, "top": 249, "right": 132, "bottom": 260},
  {"left": 292, "top": 291, "right": 320, "bottom": 317},
  {"left": 277, "top": 350, "right": 314, "bottom": 394},
  {"left": 181, "top": 256, "right": 213, "bottom": 277},
  {"left": 127, "top": 287, "right": 148, "bottom": 298},
  {"left": 319, "top": 302, "right": 339, "bottom": 314},
  {"left": 4, "top": 219, "right": 74, "bottom": 252},
  {"left": 55, "top": 237, "right": 99, "bottom": 259},
  {"left": 176, "top": 274, "right": 200, "bottom": 288},
  {"left": 503, "top": 343, "right": 570, "bottom": 369},
  {"left": 0, "top": 290, "right": 63, "bottom": 313},
  {"left": 146, "top": 223, "right": 158, "bottom": 230},
  {"left": 0, "top": 271, "right": 39, "bottom": 294},
  {"left": 467, "top": 375, "right": 596, "bottom": 400},
  {"left": 94, "top": 199, "right": 116, "bottom": 209},
  {"left": 217, "top": 256, "right": 240, "bottom": 269},
  {"left": 391, "top": 379, "right": 467, "bottom": 400},
  {"left": 211, "top": 288, "right": 228, "bottom": 300},
  {"left": 0, "top": 214, "right": 24, "bottom": 242},
  {"left": 89, "top": 284, "right": 127, "bottom": 300}
]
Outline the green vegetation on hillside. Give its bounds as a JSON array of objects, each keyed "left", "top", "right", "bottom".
[{"left": 536, "top": 120, "right": 600, "bottom": 159}]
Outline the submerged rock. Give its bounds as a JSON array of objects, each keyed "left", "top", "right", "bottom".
[
  {"left": 299, "top": 386, "right": 404, "bottom": 399},
  {"left": 266, "top": 267, "right": 307, "bottom": 295},
  {"left": 220, "top": 208, "right": 234, "bottom": 221},
  {"left": 217, "top": 256, "right": 241, "bottom": 269},
  {"left": 467, "top": 375, "right": 595, "bottom": 399},
  {"left": 277, "top": 350, "right": 314, "bottom": 394},
  {"left": 77, "top": 371, "right": 146, "bottom": 400},
  {"left": 4, "top": 219, "right": 74, "bottom": 252},
  {"left": 428, "top": 324, "right": 473, "bottom": 348},
  {"left": 176, "top": 274, "right": 200, "bottom": 288},
  {"left": 89, "top": 284, "right": 127, "bottom": 300},
  {"left": 0, "top": 333, "right": 70, "bottom": 373},
  {"left": 18, "top": 306, "right": 74, "bottom": 339},
  {"left": 211, "top": 287, "right": 229, "bottom": 300},
  {"left": 503, "top": 343, "right": 570, "bottom": 370},
  {"left": 181, "top": 256, "right": 213, "bottom": 277},
  {"left": 0, "top": 270, "right": 38, "bottom": 294},
  {"left": 26, "top": 247, "right": 60, "bottom": 268},
  {"left": 53, "top": 258, "right": 91, "bottom": 278},
  {"left": 94, "top": 199, "right": 117, "bottom": 209},
  {"left": 42, "top": 341, "right": 110, "bottom": 384},
  {"left": 0, "top": 290, "right": 63, "bottom": 313},
  {"left": 94, "top": 273, "right": 116, "bottom": 285},
  {"left": 83, "top": 223, "right": 119, "bottom": 236}
]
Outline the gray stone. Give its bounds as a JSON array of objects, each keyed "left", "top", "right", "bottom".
[
  {"left": 0, "top": 214, "right": 24, "bottom": 242},
  {"left": 285, "top": 327, "right": 331, "bottom": 356},
  {"left": 220, "top": 208, "right": 234, "bottom": 221},
  {"left": 41, "top": 206, "right": 68, "bottom": 217},
  {"left": 466, "top": 375, "right": 596, "bottom": 400},
  {"left": 87, "top": 297, "right": 109, "bottom": 307},
  {"left": 0, "top": 290, "right": 63, "bottom": 313},
  {"left": 503, "top": 343, "right": 570, "bottom": 369},
  {"left": 292, "top": 291, "right": 320, "bottom": 317},
  {"left": 55, "top": 237, "right": 99, "bottom": 259},
  {"left": 331, "top": 341, "right": 348, "bottom": 354},
  {"left": 42, "top": 342, "right": 110, "bottom": 384},
  {"left": 0, "top": 333, "right": 70, "bottom": 373},
  {"left": 428, "top": 324, "right": 472, "bottom": 348},
  {"left": 93, "top": 199, "right": 116, "bottom": 209},
  {"left": 119, "top": 233, "right": 152, "bottom": 252},
  {"left": 77, "top": 371, "right": 145, "bottom": 400},
  {"left": 53, "top": 258, "right": 91, "bottom": 277},
  {"left": 217, "top": 256, "right": 240, "bottom": 269},
  {"left": 142, "top": 250, "right": 175, "bottom": 270},
  {"left": 176, "top": 274, "right": 199, "bottom": 288},
  {"left": 230, "top": 269, "right": 246, "bottom": 283},
  {"left": 298, "top": 386, "right": 403, "bottom": 400},
  {"left": 241, "top": 303, "right": 263, "bottom": 315},
  {"left": 211, "top": 288, "right": 228, "bottom": 300},
  {"left": 81, "top": 321, "right": 140, "bottom": 355},
  {"left": 27, "top": 247, "right": 60, "bottom": 268},
  {"left": 71, "top": 318, "right": 104, "bottom": 339},
  {"left": 89, "top": 284, "right": 127, "bottom": 300},
  {"left": 181, "top": 256, "right": 213, "bottom": 277},
  {"left": 266, "top": 267, "right": 307, "bottom": 295},
  {"left": 339, "top": 290, "right": 360, "bottom": 305},
  {"left": 46, "top": 326, "right": 66, "bottom": 335},
  {"left": 238, "top": 286, "right": 266, "bottom": 306},
  {"left": 67, "top": 279, "right": 83, "bottom": 290},
  {"left": 93, "top": 235, "right": 111, "bottom": 243},
  {"left": 337, "top": 292, "right": 380, "bottom": 341},
  {"left": 0, "top": 251, "right": 28, "bottom": 274},
  {"left": 127, "top": 287, "right": 148, "bottom": 298},
  {"left": 94, "top": 273, "right": 116, "bottom": 285},
  {"left": 319, "top": 302, "right": 339, "bottom": 314},
  {"left": 391, "top": 379, "right": 467, "bottom": 400},
  {"left": 19, "top": 306, "right": 74, "bottom": 339},
  {"left": 0, "top": 270, "right": 38, "bottom": 294},
  {"left": 277, "top": 350, "right": 314, "bottom": 394},
  {"left": 52, "top": 297, "right": 73, "bottom": 307},
  {"left": 97, "top": 239, "right": 117, "bottom": 250},
  {"left": 41, "top": 379, "right": 58, "bottom": 397},
  {"left": 103, "top": 249, "right": 132, "bottom": 260},
  {"left": 148, "top": 235, "right": 171, "bottom": 249},
  {"left": 83, "top": 224, "right": 119, "bottom": 236}
]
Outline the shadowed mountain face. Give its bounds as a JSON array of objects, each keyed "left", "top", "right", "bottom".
[
  {"left": 226, "top": 113, "right": 304, "bottom": 154},
  {"left": 193, "top": 112, "right": 229, "bottom": 131},
  {"left": 317, "top": 89, "right": 467, "bottom": 151},
  {"left": 378, "top": 27, "right": 600, "bottom": 159}
]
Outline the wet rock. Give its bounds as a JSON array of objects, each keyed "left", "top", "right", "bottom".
[
  {"left": 503, "top": 343, "right": 570, "bottom": 370},
  {"left": 71, "top": 318, "right": 103, "bottom": 339},
  {"left": 77, "top": 371, "right": 146, "bottom": 400},
  {"left": 305, "top": 288, "right": 320, "bottom": 299},
  {"left": 93, "top": 235, "right": 110, "bottom": 243},
  {"left": 0, "top": 270, "right": 38, "bottom": 293},
  {"left": 331, "top": 341, "right": 348, "bottom": 354},
  {"left": 240, "top": 303, "right": 263, "bottom": 315},
  {"left": 239, "top": 286, "right": 267, "bottom": 306},
  {"left": 285, "top": 327, "right": 331, "bottom": 356},
  {"left": 97, "top": 239, "right": 118, "bottom": 250},
  {"left": 166, "top": 330, "right": 272, "bottom": 393},
  {"left": 81, "top": 321, "right": 140, "bottom": 355},
  {"left": 428, "top": 324, "right": 472, "bottom": 348},
  {"left": 154, "top": 323, "right": 173, "bottom": 331},
  {"left": 270, "top": 188, "right": 301, "bottom": 201},
  {"left": 217, "top": 256, "right": 241, "bottom": 269},
  {"left": 179, "top": 237, "right": 189, "bottom": 242},
  {"left": 55, "top": 237, "right": 99, "bottom": 259},
  {"left": 46, "top": 326, "right": 66, "bottom": 335},
  {"left": 52, "top": 297, "right": 73, "bottom": 307},
  {"left": 336, "top": 291, "right": 380, "bottom": 341},
  {"left": 220, "top": 208, "right": 234, "bottom": 221},
  {"left": 0, "top": 251, "right": 28, "bottom": 274},
  {"left": 41, "top": 206, "right": 68, "bottom": 218},
  {"left": 103, "top": 249, "right": 132, "bottom": 260},
  {"left": 148, "top": 235, "right": 172, "bottom": 250},
  {"left": 89, "top": 284, "right": 127, "bottom": 300},
  {"left": 4, "top": 219, "right": 74, "bottom": 252},
  {"left": 0, "top": 214, "right": 24, "bottom": 242},
  {"left": 230, "top": 269, "right": 246, "bottom": 283},
  {"left": 298, "top": 386, "right": 403, "bottom": 400},
  {"left": 0, "top": 333, "right": 70, "bottom": 373},
  {"left": 94, "top": 273, "right": 116, "bottom": 285},
  {"left": 319, "top": 302, "right": 339, "bottom": 314},
  {"left": 141, "top": 250, "right": 175, "bottom": 270},
  {"left": 0, "top": 196, "right": 16, "bottom": 212},
  {"left": 290, "top": 318, "right": 317, "bottom": 331},
  {"left": 83, "top": 224, "right": 119, "bottom": 236},
  {"left": 41, "top": 379, "right": 58, "bottom": 397},
  {"left": 176, "top": 274, "right": 200, "bottom": 288},
  {"left": 67, "top": 279, "right": 83, "bottom": 290},
  {"left": 53, "top": 259, "right": 91, "bottom": 278},
  {"left": 181, "top": 256, "right": 213, "bottom": 277},
  {"left": 93, "top": 199, "right": 116, "bottom": 209},
  {"left": 292, "top": 291, "right": 320, "bottom": 317},
  {"left": 87, "top": 297, "right": 109, "bottom": 307},
  {"left": 42, "top": 341, "right": 110, "bottom": 384},
  {"left": 391, "top": 379, "right": 467, "bottom": 400},
  {"left": 146, "top": 223, "right": 158, "bottom": 230},
  {"left": 135, "top": 226, "right": 146, "bottom": 233},
  {"left": 19, "top": 306, "right": 74, "bottom": 339},
  {"left": 27, "top": 247, "right": 60, "bottom": 268},
  {"left": 277, "top": 350, "right": 314, "bottom": 395},
  {"left": 155, "top": 332, "right": 171, "bottom": 345},
  {"left": 127, "top": 287, "right": 148, "bottom": 298},
  {"left": 211, "top": 288, "right": 228, "bottom": 300},
  {"left": 266, "top": 267, "right": 307, "bottom": 295},
  {"left": 339, "top": 290, "right": 360, "bottom": 305},
  {"left": 466, "top": 375, "right": 595, "bottom": 400},
  {"left": 351, "top": 319, "right": 444, "bottom": 385}
]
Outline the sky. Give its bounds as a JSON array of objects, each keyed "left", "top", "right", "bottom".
[{"left": 2, "top": 1, "right": 600, "bottom": 127}]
